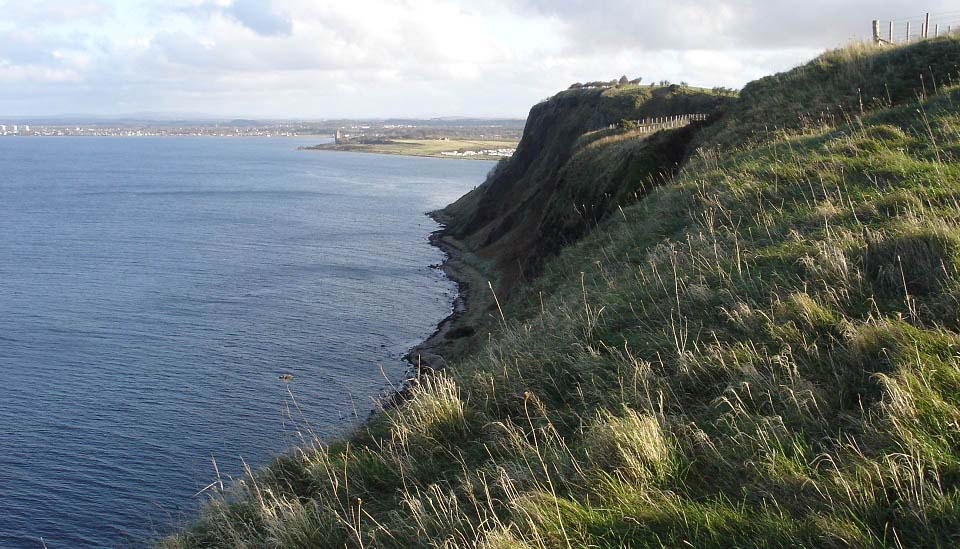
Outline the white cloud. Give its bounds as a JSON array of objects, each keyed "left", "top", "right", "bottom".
[
  {"left": 0, "top": 0, "right": 950, "bottom": 117},
  {"left": 225, "top": 0, "right": 293, "bottom": 36},
  {"left": 0, "top": 0, "right": 113, "bottom": 24},
  {"left": 512, "top": 0, "right": 960, "bottom": 50}
]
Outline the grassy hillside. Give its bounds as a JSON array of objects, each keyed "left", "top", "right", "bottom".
[
  {"left": 166, "top": 37, "right": 960, "bottom": 547},
  {"left": 699, "top": 38, "right": 960, "bottom": 149}
]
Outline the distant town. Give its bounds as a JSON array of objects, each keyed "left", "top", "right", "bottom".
[
  {"left": 440, "top": 147, "right": 516, "bottom": 158},
  {"left": 0, "top": 118, "right": 526, "bottom": 140},
  {"left": 0, "top": 122, "right": 319, "bottom": 137}
]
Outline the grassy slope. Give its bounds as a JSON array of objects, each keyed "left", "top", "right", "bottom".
[{"left": 166, "top": 38, "right": 960, "bottom": 547}]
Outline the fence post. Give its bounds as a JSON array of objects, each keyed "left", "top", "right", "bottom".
[
  {"left": 935, "top": 24, "right": 939, "bottom": 37},
  {"left": 924, "top": 13, "right": 930, "bottom": 38},
  {"left": 872, "top": 20, "right": 881, "bottom": 44},
  {"left": 906, "top": 21, "right": 911, "bottom": 41},
  {"left": 888, "top": 21, "right": 894, "bottom": 42}
]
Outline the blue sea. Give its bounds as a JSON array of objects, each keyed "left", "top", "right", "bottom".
[{"left": 0, "top": 137, "right": 490, "bottom": 547}]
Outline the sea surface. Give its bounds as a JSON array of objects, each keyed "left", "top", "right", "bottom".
[{"left": 0, "top": 137, "right": 490, "bottom": 547}]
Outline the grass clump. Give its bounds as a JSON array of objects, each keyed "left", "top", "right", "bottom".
[
  {"left": 388, "top": 372, "right": 475, "bottom": 447},
  {"left": 583, "top": 407, "right": 674, "bottom": 484},
  {"left": 863, "top": 225, "right": 960, "bottom": 297}
]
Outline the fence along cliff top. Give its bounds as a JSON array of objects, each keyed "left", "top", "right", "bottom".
[{"left": 873, "top": 10, "right": 960, "bottom": 44}]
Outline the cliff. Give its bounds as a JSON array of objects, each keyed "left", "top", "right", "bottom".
[{"left": 439, "top": 84, "right": 732, "bottom": 294}]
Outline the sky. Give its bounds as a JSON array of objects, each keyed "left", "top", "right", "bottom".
[{"left": 0, "top": 0, "right": 955, "bottom": 119}]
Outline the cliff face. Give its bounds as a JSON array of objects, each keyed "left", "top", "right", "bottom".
[{"left": 438, "top": 84, "right": 732, "bottom": 293}]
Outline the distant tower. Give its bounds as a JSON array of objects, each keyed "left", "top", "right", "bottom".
[{"left": 334, "top": 128, "right": 342, "bottom": 144}]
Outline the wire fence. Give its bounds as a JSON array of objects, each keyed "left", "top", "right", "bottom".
[
  {"left": 612, "top": 114, "right": 708, "bottom": 133},
  {"left": 873, "top": 10, "right": 960, "bottom": 44}
]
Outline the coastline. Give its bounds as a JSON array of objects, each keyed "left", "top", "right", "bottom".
[{"left": 388, "top": 214, "right": 491, "bottom": 406}]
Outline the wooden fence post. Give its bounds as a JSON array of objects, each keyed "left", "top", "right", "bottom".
[
  {"left": 888, "top": 21, "right": 894, "bottom": 42},
  {"left": 935, "top": 24, "right": 939, "bottom": 37},
  {"left": 924, "top": 13, "right": 930, "bottom": 38},
  {"left": 872, "top": 20, "right": 881, "bottom": 44},
  {"left": 906, "top": 21, "right": 911, "bottom": 41}
]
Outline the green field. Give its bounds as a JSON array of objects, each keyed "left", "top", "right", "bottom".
[{"left": 306, "top": 138, "right": 518, "bottom": 160}]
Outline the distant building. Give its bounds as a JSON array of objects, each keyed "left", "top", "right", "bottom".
[{"left": 334, "top": 128, "right": 343, "bottom": 144}]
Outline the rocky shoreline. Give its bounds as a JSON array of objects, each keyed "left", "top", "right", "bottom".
[{"left": 386, "top": 215, "right": 489, "bottom": 407}]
